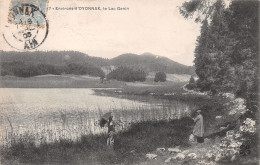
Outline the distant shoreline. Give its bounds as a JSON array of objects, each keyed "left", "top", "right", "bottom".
[
  {"left": 0, "top": 74, "right": 121, "bottom": 88},
  {"left": 0, "top": 73, "right": 190, "bottom": 88}
]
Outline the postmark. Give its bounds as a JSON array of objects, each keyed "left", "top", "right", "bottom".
[{"left": 2, "top": 0, "right": 49, "bottom": 50}]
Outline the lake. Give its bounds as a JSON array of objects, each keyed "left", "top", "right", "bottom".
[{"left": 0, "top": 88, "right": 191, "bottom": 146}]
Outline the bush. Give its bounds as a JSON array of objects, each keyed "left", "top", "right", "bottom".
[
  {"left": 186, "top": 83, "right": 196, "bottom": 90},
  {"left": 196, "top": 79, "right": 211, "bottom": 92},
  {"left": 107, "top": 67, "right": 146, "bottom": 82},
  {"left": 154, "top": 72, "right": 166, "bottom": 82}
]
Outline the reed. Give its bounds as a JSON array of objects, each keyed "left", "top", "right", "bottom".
[{"left": 0, "top": 101, "right": 193, "bottom": 147}]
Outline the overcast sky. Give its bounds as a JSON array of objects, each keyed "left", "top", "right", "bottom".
[{"left": 0, "top": 0, "right": 202, "bottom": 66}]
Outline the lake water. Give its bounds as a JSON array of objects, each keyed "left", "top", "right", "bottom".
[
  {"left": 0, "top": 88, "right": 151, "bottom": 115},
  {"left": 0, "top": 88, "right": 191, "bottom": 145}
]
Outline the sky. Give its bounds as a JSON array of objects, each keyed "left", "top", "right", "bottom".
[{"left": 0, "top": 0, "right": 202, "bottom": 66}]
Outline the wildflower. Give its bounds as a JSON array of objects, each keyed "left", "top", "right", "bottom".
[
  {"left": 187, "top": 153, "right": 197, "bottom": 159},
  {"left": 234, "top": 98, "right": 244, "bottom": 103},
  {"left": 220, "top": 143, "right": 227, "bottom": 148},
  {"left": 206, "top": 152, "right": 213, "bottom": 159},
  {"left": 146, "top": 154, "right": 157, "bottom": 159},
  {"left": 240, "top": 110, "right": 246, "bottom": 114},
  {"left": 219, "top": 149, "right": 224, "bottom": 152},
  {"left": 230, "top": 148, "right": 239, "bottom": 154},
  {"left": 215, "top": 153, "right": 222, "bottom": 162},
  {"left": 244, "top": 118, "right": 255, "bottom": 126},
  {"left": 248, "top": 127, "right": 256, "bottom": 133},
  {"left": 220, "top": 140, "right": 230, "bottom": 148},
  {"left": 226, "top": 130, "right": 234, "bottom": 138},
  {"left": 222, "top": 93, "right": 235, "bottom": 99},
  {"left": 174, "top": 153, "right": 185, "bottom": 160},
  {"left": 198, "top": 160, "right": 206, "bottom": 164},
  {"left": 168, "top": 146, "right": 181, "bottom": 153},
  {"left": 229, "top": 142, "right": 237, "bottom": 148}
]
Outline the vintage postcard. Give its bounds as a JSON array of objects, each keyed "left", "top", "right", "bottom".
[{"left": 0, "top": 0, "right": 259, "bottom": 164}]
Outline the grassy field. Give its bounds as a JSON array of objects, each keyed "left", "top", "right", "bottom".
[
  {"left": 0, "top": 74, "right": 188, "bottom": 88},
  {"left": 0, "top": 75, "right": 123, "bottom": 88},
  {"left": 0, "top": 73, "right": 190, "bottom": 88}
]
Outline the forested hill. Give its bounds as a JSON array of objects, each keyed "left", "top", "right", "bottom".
[
  {"left": 0, "top": 51, "right": 109, "bottom": 67},
  {"left": 111, "top": 53, "right": 195, "bottom": 75},
  {"left": 0, "top": 51, "right": 195, "bottom": 76},
  {"left": 0, "top": 51, "right": 108, "bottom": 77}
]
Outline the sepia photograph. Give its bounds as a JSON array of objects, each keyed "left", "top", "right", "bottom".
[{"left": 0, "top": 0, "right": 259, "bottom": 164}]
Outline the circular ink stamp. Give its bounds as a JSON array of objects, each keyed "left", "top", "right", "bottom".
[{"left": 3, "top": 3, "right": 48, "bottom": 50}]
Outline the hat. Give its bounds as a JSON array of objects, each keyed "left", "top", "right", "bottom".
[{"left": 99, "top": 112, "right": 112, "bottom": 127}]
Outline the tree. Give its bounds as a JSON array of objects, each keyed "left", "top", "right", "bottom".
[
  {"left": 180, "top": 0, "right": 259, "bottom": 109},
  {"left": 154, "top": 72, "right": 166, "bottom": 82},
  {"left": 179, "top": 0, "right": 222, "bottom": 23},
  {"left": 186, "top": 76, "right": 196, "bottom": 90},
  {"left": 189, "top": 76, "right": 195, "bottom": 84}
]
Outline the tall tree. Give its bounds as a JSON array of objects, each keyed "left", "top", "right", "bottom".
[{"left": 180, "top": 0, "right": 259, "bottom": 109}]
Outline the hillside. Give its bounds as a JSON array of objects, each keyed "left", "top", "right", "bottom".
[
  {"left": 0, "top": 51, "right": 107, "bottom": 77},
  {"left": 111, "top": 53, "right": 195, "bottom": 75},
  {"left": 0, "top": 51, "right": 195, "bottom": 77},
  {"left": 0, "top": 51, "right": 109, "bottom": 67}
]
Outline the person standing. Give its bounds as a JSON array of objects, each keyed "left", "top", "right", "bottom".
[
  {"left": 107, "top": 116, "right": 115, "bottom": 148},
  {"left": 99, "top": 112, "right": 115, "bottom": 148},
  {"left": 193, "top": 110, "right": 204, "bottom": 143}
]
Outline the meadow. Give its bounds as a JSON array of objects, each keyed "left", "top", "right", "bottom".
[{"left": 0, "top": 75, "right": 123, "bottom": 88}]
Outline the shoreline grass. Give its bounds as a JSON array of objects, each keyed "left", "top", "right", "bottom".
[
  {"left": 0, "top": 117, "right": 194, "bottom": 165},
  {"left": 0, "top": 102, "right": 192, "bottom": 147}
]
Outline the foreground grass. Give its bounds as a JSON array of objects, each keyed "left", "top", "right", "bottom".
[{"left": 0, "top": 117, "right": 194, "bottom": 165}]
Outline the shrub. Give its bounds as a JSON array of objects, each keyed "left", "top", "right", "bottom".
[
  {"left": 186, "top": 83, "right": 196, "bottom": 90},
  {"left": 154, "top": 72, "right": 166, "bottom": 82},
  {"left": 107, "top": 67, "right": 146, "bottom": 82}
]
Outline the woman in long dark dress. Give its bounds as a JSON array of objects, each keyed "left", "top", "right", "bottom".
[{"left": 193, "top": 110, "right": 204, "bottom": 143}]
